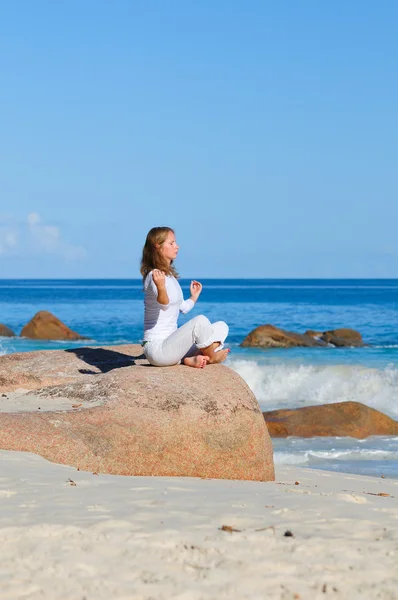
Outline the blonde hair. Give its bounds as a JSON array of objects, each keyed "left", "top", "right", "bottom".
[{"left": 140, "top": 227, "right": 179, "bottom": 282}]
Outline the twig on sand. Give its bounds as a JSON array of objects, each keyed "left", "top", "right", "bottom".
[{"left": 219, "top": 525, "right": 242, "bottom": 533}]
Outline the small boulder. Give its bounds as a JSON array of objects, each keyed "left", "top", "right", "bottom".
[
  {"left": 241, "top": 324, "right": 322, "bottom": 348},
  {"left": 321, "top": 328, "right": 363, "bottom": 347},
  {"left": 263, "top": 401, "right": 398, "bottom": 438},
  {"left": 21, "top": 311, "right": 86, "bottom": 341},
  {"left": 0, "top": 324, "right": 15, "bottom": 337}
]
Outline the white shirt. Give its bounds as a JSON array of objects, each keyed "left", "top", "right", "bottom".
[{"left": 143, "top": 272, "right": 194, "bottom": 342}]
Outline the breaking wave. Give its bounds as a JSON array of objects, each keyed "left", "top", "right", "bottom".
[{"left": 229, "top": 359, "right": 398, "bottom": 417}]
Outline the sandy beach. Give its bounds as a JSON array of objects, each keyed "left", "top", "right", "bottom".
[{"left": 1, "top": 449, "right": 397, "bottom": 599}]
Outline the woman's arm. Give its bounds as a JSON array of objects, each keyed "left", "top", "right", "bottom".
[{"left": 152, "top": 270, "right": 169, "bottom": 305}]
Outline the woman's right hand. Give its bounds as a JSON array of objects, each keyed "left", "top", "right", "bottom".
[{"left": 152, "top": 269, "right": 166, "bottom": 289}]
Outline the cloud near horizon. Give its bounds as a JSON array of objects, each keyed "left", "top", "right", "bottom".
[{"left": 0, "top": 213, "right": 87, "bottom": 262}]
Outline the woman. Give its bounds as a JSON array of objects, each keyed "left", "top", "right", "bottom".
[{"left": 141, "top": 227, "right": 229, "bottom": 368}]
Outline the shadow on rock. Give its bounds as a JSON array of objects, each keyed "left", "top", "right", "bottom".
[{"left": 65, "top": 347, "right": 144, "bottom": 374}]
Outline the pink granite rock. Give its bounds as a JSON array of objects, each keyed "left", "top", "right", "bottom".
[
  {"left": 0, "top": 323, "right": 15, "bottom": 337},
  {"left": 264, "top": 402, "right": 398, "bottom": 438},
  {"left": 20, "top": 310, "right": 86, "bottom": 340},
  {"left": 0, "top": 345, "right": 274, "bottom": 481}
]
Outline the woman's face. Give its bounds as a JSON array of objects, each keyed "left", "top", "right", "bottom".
[{"left": 159, "top": 231, "right": 179, "bottom": 262}]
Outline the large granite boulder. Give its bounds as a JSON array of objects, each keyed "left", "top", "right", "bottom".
[
  {"left": 241, "top": 324, "right": 324, "bottom": 348},
  {"left": 0, "top": 345, "right": 274, "bottom": 481},
  {"left": 0, "top": 323, "right": 15, "bottom": 337},
  {"left": 263, "top": 401, "right": 398, "bottom": 438},
  {"left": 21, "top": 311, "right": 86, "bottom": 340}
]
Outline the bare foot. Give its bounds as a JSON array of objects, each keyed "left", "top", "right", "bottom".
[
  {"left": 207, "top": 349, "right": 230, "bottom": 364},
  {"left": 183, "top": 355, "right": 210, "bottom": 369}
]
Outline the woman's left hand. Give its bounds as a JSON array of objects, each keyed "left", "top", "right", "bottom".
[{"left": 190, "top": 280, "right": 203, "bottom": 300}]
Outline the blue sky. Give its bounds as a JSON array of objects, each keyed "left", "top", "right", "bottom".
[{"left": 0, "top": 0, "right": 397, "bottom": 278}]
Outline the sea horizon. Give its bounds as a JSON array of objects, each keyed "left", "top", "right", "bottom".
[{"left": 2, "top": 277, "right": 398, "bottom": 281}]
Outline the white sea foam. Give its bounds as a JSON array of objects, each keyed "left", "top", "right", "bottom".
[
  {"left": 274, "top": 448, "right": 398, "bottom": 465},
  {"left": 229, "top": 359, "right": 398, "bottom": 417},
  {"left": 272, "top": 435, "right": 398, "bottom": 470},
  {"left": 373, "top": 344, "right": 398, "bottom": 349}
]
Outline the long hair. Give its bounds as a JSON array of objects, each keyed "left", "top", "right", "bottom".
[{"left": 140, "top": 227, "right": 179, "bottom": 282}]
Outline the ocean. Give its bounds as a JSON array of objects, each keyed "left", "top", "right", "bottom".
[{"left": 1, "top": 278, "right": 398, "bottom": 479}]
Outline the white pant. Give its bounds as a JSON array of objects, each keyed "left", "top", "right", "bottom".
[{"left": 143, "top": 315, "right": 229, "bottom": 367}]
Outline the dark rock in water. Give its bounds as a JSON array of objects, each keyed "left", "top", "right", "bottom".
[
  {"left": 321, "top": 328, "right": 364, "bottom": 347},
  {"left": 0, "top": 344, "right": 274, "bottom": 481},
  {"left": 305, "top": 330, "right": 324, "bottom": 339},
  {"left": 263, "top": 401, "right": 398, "bottom": 438},
  {"left": 241, "top": 324, "right": 324, "bottom": 348},
  {"left": 21, "top": 310, "right": 87, "bottom": 341},
  {"left": 0, "top": 324, "right": 15, "bottom": 337},
  {"left": 241, "top": 325, "right": 364, "bottom": 349}
]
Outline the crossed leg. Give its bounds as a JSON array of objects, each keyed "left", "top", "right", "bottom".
[
  {"left": 199, "top": 341, "right": 230, "bottom": 364},
  {"left": 183, "top": 354, "right": 210, "bottom": 368},
  {"left": 153, "top": 315, "right": 229, "bottom": 369},
  {"left": 183, "top": 343, "right": 229, "bottom": 368}
]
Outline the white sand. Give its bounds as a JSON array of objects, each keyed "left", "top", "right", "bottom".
[
  {"left": 0, "top": 450, "right": 397, "bottom": 599},
  {"left": 0, "top": 389, "right": 103, "bottom": 412}
]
